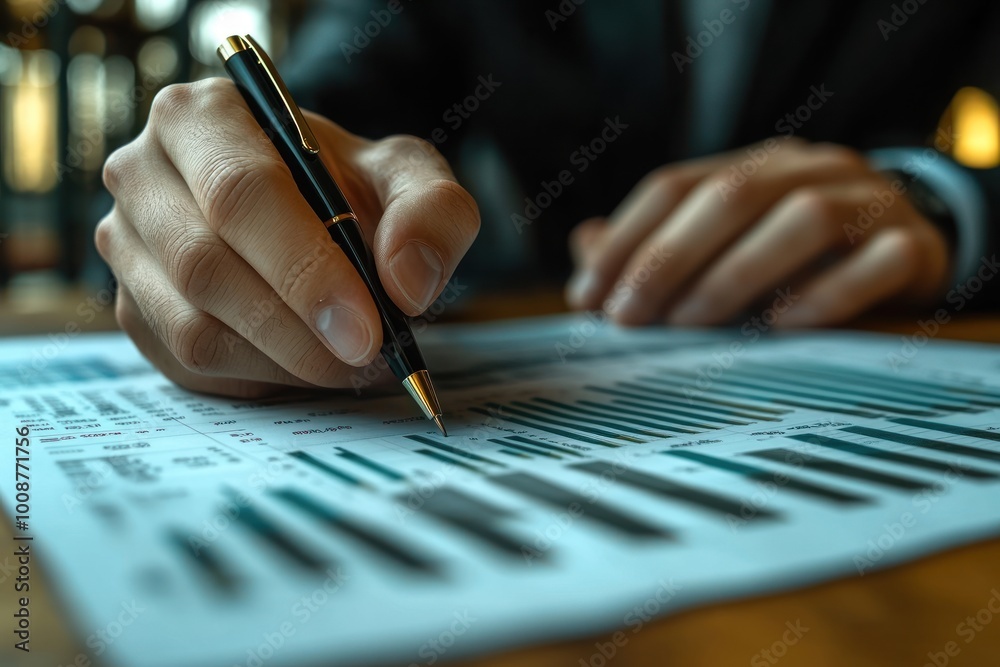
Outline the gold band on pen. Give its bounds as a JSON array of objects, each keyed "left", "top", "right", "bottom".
[
  {"left": 324, "top": 213, "right": 358, "bottom": 228},
  {"left": 217, "top": 35, "right": 250, "bottom": 62}
]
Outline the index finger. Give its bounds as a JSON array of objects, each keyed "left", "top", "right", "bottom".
[{"left": 148, "top": 79, "right": 383, "bottom": 367}]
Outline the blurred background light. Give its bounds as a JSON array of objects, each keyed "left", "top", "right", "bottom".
[
  {"left": 134, "top": 0, "right": 185, "bottom": 31},
  {"left": 189, "top": 0, "right": 270, "bottom": 66},
  {"left": 950, "top": 87, "right": 1000, "bottom": 169}
]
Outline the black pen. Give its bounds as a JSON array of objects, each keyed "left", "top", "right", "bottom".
[{"left": 217, "top": 34, "right": 447, "bottom": 436}]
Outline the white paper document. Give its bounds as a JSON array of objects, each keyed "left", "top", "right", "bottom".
[{"left": 3, "top": 317, "right": 1000, "bottom": 667}]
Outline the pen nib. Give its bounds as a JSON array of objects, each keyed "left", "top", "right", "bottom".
[{"left": 402, "top": 370, "right": 447, "bottom": 436}]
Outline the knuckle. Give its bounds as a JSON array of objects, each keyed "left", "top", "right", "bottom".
[
  {"left": 281, "top": 246, "right": 329, "bottom": 303},
  {"left": 94, "top": 215, "right": 116, "bottom": 261},
  {"left": 887, "top": 229, "right": 922, "bottom": 270},
  {"left": 779, "top": 135, "right": 808, "bottom": 151},
  {"left": 810, "top": 143, "right": 867, "bottom": 172},
  {"left": 149, "top": 83, "right": 193, "bottom": 122},
  {"left": 384, "top": 134, "right": 439, "bottom": 161},
  {"left": 194, "top": 77, "right": 236, "bottom": 104},
  {"left": 422, "top": 178, "right": 481, "bottom": 233},
  {"left": 102, "top": 144, "right": 138, "bottom": 195},
  {"left": 171, "top": 236, "right": 232, "bottom": 303},
  {"left": 201, "top": 158, "right": 287, "bottom": 233},
  {"left": 783, "top": 187, "right": 835, "bottom": 223},
  {"left": 169, "top": 312, "right": 226, "bottom": 375},
  {"left": 646, "top": 166, "right": 684, "bottom": 199}
]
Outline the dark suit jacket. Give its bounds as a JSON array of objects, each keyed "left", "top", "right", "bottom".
[{"left": 282, "top": 0, "right": 1000, "bottom": 305}]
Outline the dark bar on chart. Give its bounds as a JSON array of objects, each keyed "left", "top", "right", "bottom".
[
  {"left": 406, "top": 434, "right": 507, "bottom": 467},
  {"left": 789, "top": 434, "right": 998, "bottom": 480},
  {"left": 680, "top": 372, "right": 934, "bottom": 416},
  {"left": 624, "top": 373, "right": 789, "bottom": 415},
  {"left": 891, "top": 418, "right": 1000, "bottom": 443},
  {"left": 222, "top": 490, "right": 329, "bottom": 572},
  {"left": 660, "top": 371, "right": 883, "bottom": 417},
  {"left": 525, "top": 398, "right": 672, "bottom": 438},
  {"left": 792, "top": 363, "right": 1000, "bottom": 406},
  {"left": 490, "top": 439, "right": 562, "bottom": 460},
  {"left": 739, "top": 364, "right": 974, "bottom": 412},
  {"left": 336, "top": 448, "right": 406, "bottom": 481},
  {"left": 469, "top": 407, "right": 620, "bottom": 448},
  {"left": 612, "top": 384, "right": 750, "bottom": 424},
  {"left": 583, "top": 388, "right": 719, "bottom": 429},
  {"left": 506, "top": 435, "right": 587, "bottom": 458},
  {"left": 575, "top": 400, "right": 699, "bottom": 434},
  {"left": 488, "top": 402, "right": 645, "bottom": 443},
  {"left": 270, "top": 488, "right": 438, "bottom": 574},
  {"left": 412, "top": 487, "right": 538, "bottom": 560},
  {"left": 572, "top": 460, "right": 780, "bottom": 521},
  {"left": 619, "top": 381, "right": 779, "bottom": 421},
  {"left": 491, "top": 472, "right": 671, "bottom": 539},
  {"left": 414, "top": 448, "right": 483, "bottom": 473},
  {"left": 500, "top": 448, "right": 531, "bottom": 459},
  {"left": 289, "top": 451, "right": 368, "bottom": 488},
  {"left": 167, "top": 527, "right": 241, "bottom": 594},
  {"left": 664, "top": 450, "right": 869, "bottom": 505},
  {"left": 748, "top": 448, "right": 932, "bottom": 491},
  {"left": 843, "top": 425, "right": 1000, "bottom": 464}
]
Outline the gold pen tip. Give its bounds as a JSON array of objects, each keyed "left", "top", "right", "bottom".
[{"left": 432, "top": 415, "right": 448, "bottom": 437}]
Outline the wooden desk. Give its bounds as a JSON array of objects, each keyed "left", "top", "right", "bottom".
[{"left": 2, "top": 298, "right": 999, "bottom": 667}]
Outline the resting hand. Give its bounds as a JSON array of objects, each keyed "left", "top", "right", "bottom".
[{"left": 566, "top": 138, "right": 950, "bottom": 327}]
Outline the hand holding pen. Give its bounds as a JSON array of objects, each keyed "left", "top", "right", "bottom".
[{"left": 96, "top": 36, "right": 479, "bottom": 428}]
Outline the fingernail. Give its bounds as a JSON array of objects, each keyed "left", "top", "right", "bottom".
[
  {"left": 669, "top": 298, "right": 711, "bottom": 325},
  {"left": 316, "top": 306, "right": 376, "bottom": 365},
  {"left": 567, "top": 270, "right": 600, "bottom": 307},
  {"left": 389, "top": 242, "right": 444, "bottom": 313}
]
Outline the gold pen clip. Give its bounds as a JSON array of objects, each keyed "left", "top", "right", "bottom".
[{"left": 218, "top": 34, "right": 320, "bottom": 155}]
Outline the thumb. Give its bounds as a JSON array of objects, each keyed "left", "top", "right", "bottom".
[{"left": 356, "top": 135, "right": 480, "bottom": 316}]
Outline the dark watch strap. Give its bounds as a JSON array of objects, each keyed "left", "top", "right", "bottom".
[{"left": 881, "top": 168, "right": 958, "bottom": 252}]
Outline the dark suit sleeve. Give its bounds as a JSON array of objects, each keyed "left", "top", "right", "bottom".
[{"left": 279, "top": 1, "right": 463, "bottom": 143}]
